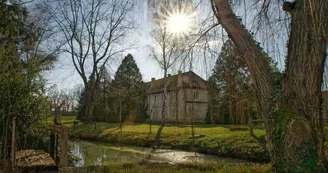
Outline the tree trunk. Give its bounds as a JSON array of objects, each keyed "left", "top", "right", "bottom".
[
  {"left": 272, "top": 1, "right": 327, "bottom": 172},
  {"left": 211, "top": 0, "right": 275, "bottom": 140},
  {"left": 162, "top": 69, "right": 168, "bottom": 125},
  {"left": 212, "top": 0, "right": 328, "bottom": 172},
  {"left": 84, "top": 83, "right": 95, "bottom": 123},
  {"left": 227, "top": 74, "right": 235, "bottom": 124}
]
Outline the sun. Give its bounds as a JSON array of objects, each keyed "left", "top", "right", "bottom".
[
  {"left": 167, "top": 12, "right": 191, "bottom": 34},
  {"left": 166, "top": 9, "right": 195, "bottom": 38}
]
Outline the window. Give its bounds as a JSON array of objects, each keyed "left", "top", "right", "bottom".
[
  {"left": 192, "top": 81, "right": 198, "bottom": 88},
  {"left": 193, "top": 91, "right": 199, "bottom": 100},
  {"left": 154, "top": 95, "right": 157, "bottom": 102}
]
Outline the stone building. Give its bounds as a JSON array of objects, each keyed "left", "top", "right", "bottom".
[{"left": 146, "top": 71, "right": 208, "bottom": 122}]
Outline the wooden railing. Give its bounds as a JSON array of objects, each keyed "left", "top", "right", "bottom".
[{"left": 49, "top": 124, "right": 69, "bottom": 172}]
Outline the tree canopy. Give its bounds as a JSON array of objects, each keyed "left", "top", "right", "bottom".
[{"left": 111, "top": 54, "right": 146, "bottom": 122}]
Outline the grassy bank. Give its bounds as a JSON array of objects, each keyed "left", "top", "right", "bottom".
[
  {"left": 71, "top": 121, "right": 269, "bottom": 162},
  {"left": 70, "top": 163, "right": 271, "bottom": 173},
  {"left": 45, "top": 115, "right": 77, "bottom": 126}
]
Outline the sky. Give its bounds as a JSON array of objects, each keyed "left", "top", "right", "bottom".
[
  {"left": 43, "top": 0, "right": 220, "bottom": 91},
  {"left": 43, "top": 1, "right": 158, "bottom": 91},
  {"left": 41, "top": 0, "right": 289, "bottom": 92}
]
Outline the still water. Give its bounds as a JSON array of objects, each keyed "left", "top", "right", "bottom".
[{"left": 69, "top": 140, "right": 248, "bottom": 167}]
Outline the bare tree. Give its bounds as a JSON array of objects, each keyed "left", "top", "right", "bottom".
[
  {"left": 211, "top": 0, "right": 328, "bottom": 172},
  {"left": 44, "top": 0, "right": 135, "bottom": 122},
  {"left": 148, "top": 0, "right": 189, "bottom": 124}
]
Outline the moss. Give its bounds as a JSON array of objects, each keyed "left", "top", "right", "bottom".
[
  {"left": 272, "top": 109, "right": 293, "bottom": 140},
  {"left": 294, "top": 138, "right": 323, "bottom": 173},
  {"left": 271, "top": 109, "right": 325, "bottom": 173},
  {"left": 271, "top": 109, "right": 293, "bottom": 171}
]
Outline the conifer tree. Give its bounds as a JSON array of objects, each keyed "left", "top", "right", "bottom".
[
  {"left": 112, "top": 54, "right": 146, "bottom": 123},
  {"left": 208, "top": 40, "right": 252, "bottom": 124}
]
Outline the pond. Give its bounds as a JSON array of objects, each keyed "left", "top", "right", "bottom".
[{"left": 69, "top": 140, "right": 249, "bottom": 167}]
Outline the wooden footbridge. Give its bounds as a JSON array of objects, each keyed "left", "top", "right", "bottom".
[{"left": 13, "top": 124, "right": 70, "bottom": 172}]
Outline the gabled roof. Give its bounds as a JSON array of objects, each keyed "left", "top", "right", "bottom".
[{"left": 146, "top": 71, "right": 207, "bottom": 94}]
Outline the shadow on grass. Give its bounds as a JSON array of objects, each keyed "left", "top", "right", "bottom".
[
  {"left": 151, "top": 124, "right": 165, "bottom": 151},
  {"left": 108, "top": 127, "right": 120, "bottom": 135}
]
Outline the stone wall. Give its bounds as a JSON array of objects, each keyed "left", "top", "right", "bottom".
[{"left": 148, "top": 89, "right": 208, "bottom": 122}]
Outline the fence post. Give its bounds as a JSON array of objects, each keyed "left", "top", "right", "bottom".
[
  {"left": 249, "top": 118, "right": 254, "bottom": 136},
  {"left": 49, "top": 131, "right": 55, "bottom": 160},
  {"left": 11, "top": 117, "right": 16, "bottom": 167},
  {"left": 59, "top": 126, "right": 69, "bottom": 172}
]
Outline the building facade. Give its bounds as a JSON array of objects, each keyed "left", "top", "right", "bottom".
[{"left": 146, "top": 71, "right": 208, "bottom": 122}]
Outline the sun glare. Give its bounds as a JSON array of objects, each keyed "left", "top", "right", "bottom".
[
  {"left": 167, "top": 13, "right": 191, "bottom": 34},
  {"left": 166, "top": 9, "right": 195, "bottom": 38}
]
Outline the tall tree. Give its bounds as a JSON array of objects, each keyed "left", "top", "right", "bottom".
[
  {"left": 112, "top": 54, "right": 145, "bottom": 126},
  {"left": 211, "top": 0, "right": 328, "bottom": 172},
  {"left": 93, "top": 66, "right": 112, "bottom": 122},
  {"left": 209, "top": 39, "right": 281, "bottom": 124},
  {"left": 45, "top": 0, "right": 135, "bottom": 122},
  {"left": 148, "top": 0, "right": 189, "bottom": 123}
]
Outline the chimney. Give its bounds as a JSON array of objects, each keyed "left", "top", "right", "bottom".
[
  {"left": 151, "top": 77, "right": 155, "bottom": 87},
  {"left": 177, "top": 71, "right": 182, "bottom": 88},
  {"left": 168, "top": 74, "right": 171, "bottom": 77}
]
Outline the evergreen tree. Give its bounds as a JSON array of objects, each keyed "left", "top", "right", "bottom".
[
  {"left": 208, "top": 40, "right": 255, "bottom": 124},
  {"left": 208, "top": 40, "right": 282, "bottom": 124},
  {"left": 75, "top": 88, "right": 86, "bottom": 120},
  {"left": 111, "top": 54, "right": 146, "bottom": 123},
  {"left": 93, "top": 66, "right": 112, "bottom": 122}
]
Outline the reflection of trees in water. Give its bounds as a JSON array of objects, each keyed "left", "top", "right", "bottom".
[{"left": 68, "top": 141, "right": 84, "bottom": 167}]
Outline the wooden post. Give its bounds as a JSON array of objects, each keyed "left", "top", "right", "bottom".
[
  {"left": 249, "top": 118, "right": 254, "bottom": 136},
  {"left": 119, "top": 98, "right": 122, "bottom": 131},
  {"left": 59, "top": 126, "right": 69, "bottom": 169},
  {"left": 49, "top": 125, "right": 69, "bottom": 172},
  {"left": 149, "top": 108, "right": 152, "bottom": 133},
  {"left": 191, "top": 92, "right": 195, "bottom": 147},
  {"left": 73, "top": 120, "right": 76, "bottom": 131},
  {"left": 49, "top": 132, "right": 55, "bottom": 160},
  {"left": 11, "top": 117, "right": 16, "bottom": 167}
]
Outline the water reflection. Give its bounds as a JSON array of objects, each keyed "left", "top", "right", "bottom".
[{"left": 69, "top": 140, "right": 247, "bottom": 167}]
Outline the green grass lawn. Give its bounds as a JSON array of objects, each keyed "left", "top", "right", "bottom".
[
  {"left": 42, "top": 116, "right": 328, "bottom": 171},
  {"left": 71, "top": 120, "right": 269, "bottom": 162},
  {"left": 45, "top": 115, "right": 77, "bottom": 127}
]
